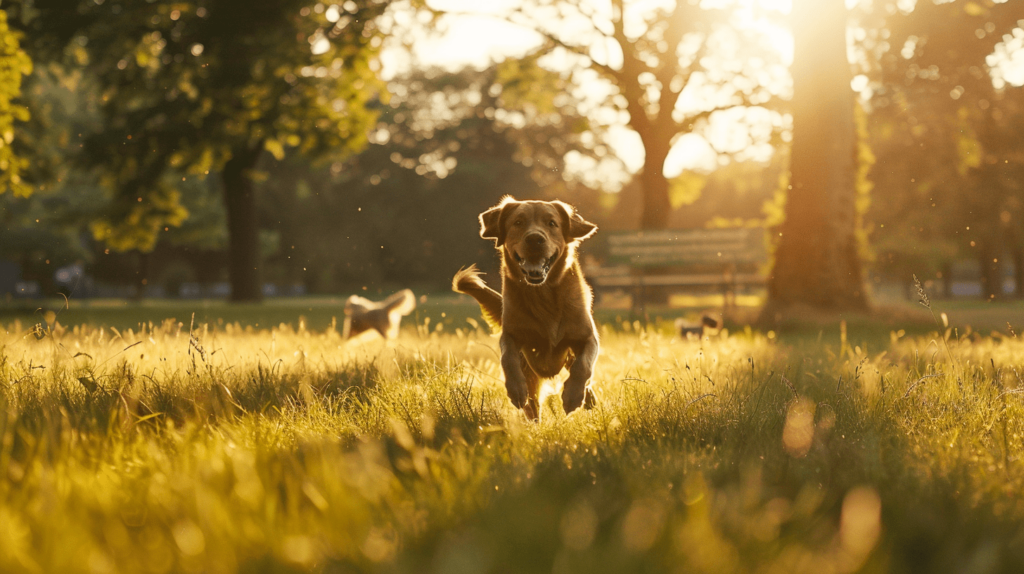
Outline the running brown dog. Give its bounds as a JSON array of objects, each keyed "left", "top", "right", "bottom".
[{"left": 453, "top": 196, "right": 599, "bottom": 420}]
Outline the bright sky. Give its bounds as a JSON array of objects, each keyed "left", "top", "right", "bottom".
[{"left": 380, "top": 0, "right": 1024, "bottom": 188}]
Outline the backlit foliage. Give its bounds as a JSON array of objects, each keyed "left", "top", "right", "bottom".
[
  {"left": 47, "top": 0, "right": 403, "bottom": 251},
  {"left": 0, "top": 9, "right": 31, "bottom": 197}
]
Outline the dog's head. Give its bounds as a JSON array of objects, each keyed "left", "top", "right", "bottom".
[{"left": 479, "top": 196, "right": 597, "bottom": 286}]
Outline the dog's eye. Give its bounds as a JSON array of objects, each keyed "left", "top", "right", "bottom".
[
  {"left": 548, "top": 220, "right": 558, "bottom": 228},
  {"left": 513, "top": 220, "right": 523, "bottom": 227}
]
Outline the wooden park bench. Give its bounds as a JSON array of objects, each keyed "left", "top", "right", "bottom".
[{"left": 588, "top": 227, "right": 768, "bottom": 314}]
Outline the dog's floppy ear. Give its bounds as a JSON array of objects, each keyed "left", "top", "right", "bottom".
[
  {"left": 553, "top": 200, "right": 597, "bottom": 241},
  {"left": 479, "top": 196, "right": 517, "bottom": 245}
]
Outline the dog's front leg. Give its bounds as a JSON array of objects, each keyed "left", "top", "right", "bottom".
[
  {"left": 562, "top": 337, "right": 599, "bottom": 414},
  {"left": 499, "top": 333, "right": 531, "bottom": 414}
]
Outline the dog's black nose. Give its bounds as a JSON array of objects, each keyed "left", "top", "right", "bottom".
[{"left": 525, "top": 232, "right": 546, "bottom": 247}]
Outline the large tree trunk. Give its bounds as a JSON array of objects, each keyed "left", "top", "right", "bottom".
[
  {"left": 639, "top": 141, "right": 672, "bottom": 230},
  {"left": 634, "top": 139, "right": 674, "bottom": 306},
  {"left": 763, "top": 0, "right": 867, "bottom": 317},
  {"left": 222, "top": 144, "right": 265, "bottom": 303}
]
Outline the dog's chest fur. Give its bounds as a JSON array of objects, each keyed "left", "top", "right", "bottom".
[
  {"left": 506, "top": 284, "right": 563, "bottom": 343},
  {"left": 502, "top": 263, "right": 590, "bottom": 348}
]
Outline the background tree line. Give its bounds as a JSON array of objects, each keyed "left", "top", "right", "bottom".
[{"left": 1, "top": 0, "right": 1022, "bottom": 313}]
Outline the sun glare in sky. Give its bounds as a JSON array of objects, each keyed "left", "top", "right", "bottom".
[{"left": 381, "top": 0, "right": 1023, "bottom": 185}]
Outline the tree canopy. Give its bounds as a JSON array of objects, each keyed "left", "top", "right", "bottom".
[
  {"left": 0, "top": 8, "right": 31, "bottom": 197},
  {"left": 10, "top": 0, "right": 405, "bottom": 300}
]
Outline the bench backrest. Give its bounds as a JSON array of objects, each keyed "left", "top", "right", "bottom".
[{"left": 606, "top": 228, "right": 767, "bottom": 268}]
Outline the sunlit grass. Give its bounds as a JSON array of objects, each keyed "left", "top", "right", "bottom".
[{"left": 2, "top": 314, "right": 1024, "bottom": 573}]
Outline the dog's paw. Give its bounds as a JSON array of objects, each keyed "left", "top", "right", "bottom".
[
  {"left": 505, "top": 381, "right": 529, "bottom": 409},
  {"left": 522, "top": 399, "right": 540, "bottom": 421},
  {"left": 561, "top": 385, "right": 587, "bottom": 414}
]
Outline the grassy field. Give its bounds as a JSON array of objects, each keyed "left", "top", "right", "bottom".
[{"left": 3, "top": 300, "right": 1024, "bottom": 573}]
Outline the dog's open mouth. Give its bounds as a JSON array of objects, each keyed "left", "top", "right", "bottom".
[{"left": 513, "top": 251, "right": 559, "bottom": 285}]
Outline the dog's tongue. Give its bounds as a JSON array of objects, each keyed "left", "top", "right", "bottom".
[{"left": 521, "top": 262, "right": 546, "bottom": 280}]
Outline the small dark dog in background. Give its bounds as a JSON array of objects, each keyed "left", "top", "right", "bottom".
[{"left": 676, "top": 314, "right": 721, "bottom": 338}]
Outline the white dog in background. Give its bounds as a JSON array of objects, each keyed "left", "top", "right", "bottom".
[{"left": 343, "top": 289, "right": 417, "bottom": 340}]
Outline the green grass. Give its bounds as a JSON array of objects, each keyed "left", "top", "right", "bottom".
[{"left": 3, "top": 303, "right": 1024, "bottom": 573}]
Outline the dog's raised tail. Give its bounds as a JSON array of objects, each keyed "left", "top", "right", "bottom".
[
  {"left": 381, "top": 288, "right": 417, "bottom": 317},
  {"left": 453, "top": 265, "right": 502, "bottom": 331}
]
